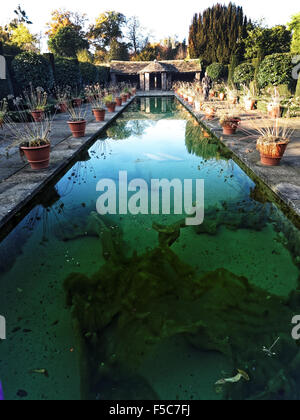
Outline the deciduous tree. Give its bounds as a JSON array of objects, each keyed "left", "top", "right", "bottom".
[
  {"left": 244, "top": 25, "right": 291, "bottom": 60},
  {"left": 48, "top": 26, "right": 89, "bottom": 57},
  {"left": 88, "top": 11, "right": 126, "bottom": 50},
  {"left": 46, "top": 9, "right": 87, "bottom": 37}
]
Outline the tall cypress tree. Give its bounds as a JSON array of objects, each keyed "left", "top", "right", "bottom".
[{"left": 188, "top": 3, "right": 249, "bottom": 64}]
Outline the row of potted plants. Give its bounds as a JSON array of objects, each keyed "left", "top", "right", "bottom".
[
  {"left": 1, "top": 84, "right": 137, "bottom": 171},
  {"left": 174, "top": 81, "right": 293, "bottom": 167},
  {"left": 174, "top": 80, "right": 299, "bottom": 119}
]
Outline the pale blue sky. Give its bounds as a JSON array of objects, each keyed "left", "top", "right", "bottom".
[{"left": 1, "top": 0, "right": 299, "bottom": 50}]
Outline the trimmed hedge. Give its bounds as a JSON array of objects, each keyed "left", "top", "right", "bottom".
[
  {"left": 0, "top": 80, "right": 12, "bottom": 99},
  {"left": 257, "top": 53, "right": 295, "bottom": 89},
  {"left": 98, "top": 66, "right": 110, "bottom": 84},
  {"left": 54, "top": 57, "right": 82, "bottom": 87},
  {"left": 206, "top": 62, "right": 227, "bottom": 81},
  {"left": 79, "top": 62, "right": 99, "bottom": 85},
  {"left": 295, "top": 77, "right": 300, "bottom": 98},
  {"left": 12, "top": 52, "right": 54, "bottom": 91},
  {"left": 233, "top": 63, "right": 255, "bottom": 85}
]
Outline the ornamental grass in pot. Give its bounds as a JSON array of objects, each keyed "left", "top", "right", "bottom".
[
  {"left": 104, "top": 95, "right": 116, "bottom": 113},
  {"left": 267, "top": 87, "right": 282, "bottom": 119},
  {"left": 121, "top": 93, "right": 127, "bottom": 104},
  {"left": 67, "top": 104, "right": 87, "bottom": 138},
  {"left": 72, "top": 88, "right": 84, "bottom": 107},
  {"left": 194, "top": 94, "right": 204, "bottom": 112},
  {"left": 24, "top": 85, "right": 48, "bottom": 122},
  {"left": 204, "top": 105, "right": 216, "bottom": 120},
  {"left": 115, "top": 95, "right": 122, "bottom": 107},
  {"left": 4, "top": 112, "right": 52, "bottom": 170},
  {"left": 242, "top": 85, "right": 257, "bottom": 112},
  {"left": 253, "top": 119, "right": 292, "bottom": 166},
  {"left": 218, "top": 107, "right": 241, "bottom": 135},
  {"left": 226, "top": 87, "right": 239, "bottom": 105},
  {"left": 86, "top": 85, "right": 106, "bottom": 122},
  {"left": 55, "top": 85, "right": 71, "bottom": 113},
  {"left": 216, "top": 83, "right": 226, "bottom": 101}
]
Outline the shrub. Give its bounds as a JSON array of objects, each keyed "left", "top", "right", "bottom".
[
  {"left": 48, "top": 26, "right": 89, "bottom": 58},
  {"left": 257, "top": 53, "right": 295, "bottom": 89},
  {"left": 233, "top": 63, "right": 255, "bottom": 85},
  {"left": 12, "top": 52, "right": 54, "bottom": 91},
  {"left": 0, "top": 80, "right": 12, "bottom": 100},
  {"left": 79, "top": 62, "right": 99, "bottom": 85},
  {"left": 295, "top": 76, "right": 300, "bottom": 99},
  {"left": 54, "top": 57, "right": 81, "bottom": 88},
  {"left": 228, "top": 54, "right": 239, "bottom": 86},
  {"left": 206, "top": 63, "right": 227, "bottom": 81},
  {"left": 98, "top": 66, "right": 110, "bottom": 84}
]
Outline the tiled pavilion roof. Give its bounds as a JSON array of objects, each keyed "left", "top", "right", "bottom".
[{"left": 110, "top": 59, "right": 202, "bottom": 75}]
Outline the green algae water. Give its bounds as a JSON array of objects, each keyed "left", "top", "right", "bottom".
[{"left": 0, "top": 97, "right": 300, "bottom": 401}]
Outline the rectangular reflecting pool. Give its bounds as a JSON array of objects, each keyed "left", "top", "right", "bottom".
[{"left": 0, "top": 97, "right": 300, "bottom": 400}]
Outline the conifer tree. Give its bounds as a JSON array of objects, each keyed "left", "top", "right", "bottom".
[{"left": 188, "top": 3, "right": 249, "bottom": 64}]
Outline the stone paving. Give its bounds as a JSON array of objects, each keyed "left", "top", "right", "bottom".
[{"left": 176, "top": 94, "right": 300, "bottom": 219}]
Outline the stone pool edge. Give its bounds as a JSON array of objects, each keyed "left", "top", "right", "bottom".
[
  {"left": 0, "top": 97, "right": 135, "bottom": 234},
  {"left": 175, "top": 93, "right": 300, "bottom": 222}
]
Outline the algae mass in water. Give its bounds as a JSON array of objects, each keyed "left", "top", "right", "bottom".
[{"left": 64, "top": 212, "right": 300, "bottom": 401}]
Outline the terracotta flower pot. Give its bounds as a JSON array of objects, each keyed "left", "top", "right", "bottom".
[
  {"left": 205, "top": 109, "right": 216, "bottom": 120},
  {"left": 106, "top": 102, "right": 116, "bottom": 113},
  {"left": 31, "top": 110, "right": 45, "bottom": 122},
  {"left": 194, "top": 101, "right": 202, "bottom": 112},
  {"left": 115, "top": 97, "right": 122, "bottom": 107},
  {"left": 210, "top": 91, "right": 216, "bottom": 98},
  {"left": 73, "top": 98, "right": 82, "bottom": 107},
  {"left": 221, "top": 118, "right": 241, "bottom": 135},
  {"left": 188, "top": 96, "right": 194, "bottom": 105},
  {"left": 132, "top": 88, "right": 137, "bottom": 95},
  {"left": 219, "top": 93, "right": 225, "bottom": 101},
  {"left": 126, "top": 93, "right": 131, "bottom": 101},
  {"left": 20, "top": 144, "right": 50, "bottom": 170},
  {"left": 258, "top": 142, "right": 288, "bottom": 166},
  {"left": 59, "top": 102, "right": 68, "bottom": 113},
  {"left": 268, "top": 106, "right": 282, "bottom": 119},
  {"left": 68, "top": 120, "right": 87, "bottom": 138},
  {"left": 93, "top": 109, "right": 106, "bottom": 122},
  {"left": 245, "top": 99, "right": 256, "bottom": 111},
  {"left": 121, "top": 95, "right": 127, "bottom": 104}
]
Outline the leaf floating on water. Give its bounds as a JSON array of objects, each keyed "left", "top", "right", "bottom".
[
  {"left": 215, "top": 369, "right": 250, "bottom": 386},
  {"left": 29, "top": 369, "right": 49, "bottom": 378}
]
